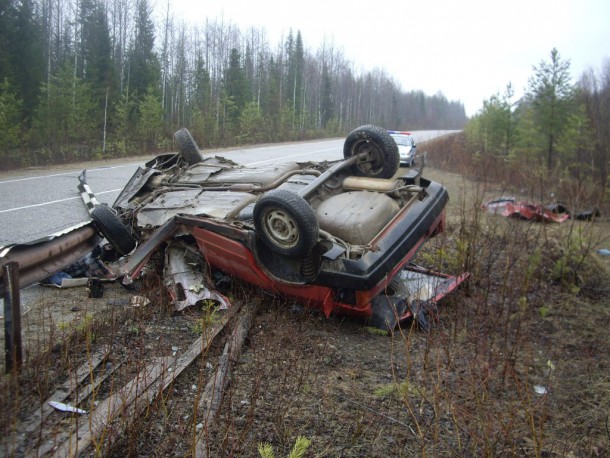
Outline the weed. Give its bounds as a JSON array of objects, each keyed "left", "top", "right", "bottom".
[
  {"left": 364, "top": 326, "right": 388, "bottom": 336},
  {"left": 258, "top": 435, "right": 311, "bottom": 458},
  {"left": 373, "top": 380, "right": 423, "bottom": 399},
  {"left": 191, "top": 306, "right": 222, "bottom": 334}
]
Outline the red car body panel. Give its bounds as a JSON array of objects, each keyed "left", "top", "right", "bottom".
[
  {"left": 190, "top": 210, "right": 457, "bottom": 322},
  {"left": 191, "top": 227, "right": 370, "bottom": 318}
]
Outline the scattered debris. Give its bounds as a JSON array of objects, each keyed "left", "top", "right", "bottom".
[
  {"left": 48, "top": 401, "right": 87, "bottom": 415},
  {"left": 482, "top": 197, "right": 600, "bottom": 223},
  {"left": 1, "top": 350, "right": 112, "bottom": 455},
  {"left": 40, "top": 273, "right": 88, "bottom": 288},
  {"left": 39, "top": 245, "right": 118, "bottom": 288},
  {"left": 130, "top": 295, "right": 151, "bottom": 307},
  {"left": 534, "top": 385, "right": 548, "bottom": 395},
  {"left": 87, "top": 278, "right": 104, "bottom": 298}
]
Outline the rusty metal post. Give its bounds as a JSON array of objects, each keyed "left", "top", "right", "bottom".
[{"left": 3, "top": 262, "right": 22, "bottom": 373}]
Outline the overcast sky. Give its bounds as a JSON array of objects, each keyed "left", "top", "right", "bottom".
[{"left": 168, "top": 0, "right": 609, "bottom": 117}]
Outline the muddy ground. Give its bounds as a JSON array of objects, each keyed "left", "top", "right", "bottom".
[{"left": 1, "top": 164, "right": 609, "bottom": 457}]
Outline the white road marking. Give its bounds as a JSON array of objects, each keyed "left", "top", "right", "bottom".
[
  {"left": 0, "top": 163, "right": 140, "bottom": 184},
  {"left": 0, "top": 189, "right": 122, "bottom": 214}
]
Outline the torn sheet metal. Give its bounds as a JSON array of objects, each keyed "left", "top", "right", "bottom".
[
  {"left": 163, "top": 241, "right": 231, "bottom": 312},
  {"left": 397, "top": 265, "right": 469, "bottom": 330},
  {"left": 400, "top": 265, "right": 469, "bottom": 303}
]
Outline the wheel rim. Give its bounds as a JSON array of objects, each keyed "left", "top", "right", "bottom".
[
  {"left": 354, "top": 141, "right": 383, "bottom": 174},
  {"left": 262, "top": 208, "right": 300, "bottom": 249}
]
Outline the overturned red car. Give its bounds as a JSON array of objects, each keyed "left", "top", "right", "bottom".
[{"left": 80, "top": 125, "right": 467, "bottom": 330}]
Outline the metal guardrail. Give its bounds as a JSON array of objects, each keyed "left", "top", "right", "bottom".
[
  {"left": 0, "top": 223, "right": 100, "bottom": 295},
  {"left": 1, "top": 223, "right": 100, "bottom": 373}
]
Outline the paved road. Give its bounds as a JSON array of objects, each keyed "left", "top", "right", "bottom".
[{"left": 0, "top": 130, "right": 455, "bottom": 245}]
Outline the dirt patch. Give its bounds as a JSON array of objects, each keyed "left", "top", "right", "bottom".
[{"left": 2, "top": 164, "right": 610, "bottom": 457}]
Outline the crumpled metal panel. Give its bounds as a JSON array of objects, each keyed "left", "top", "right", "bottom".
[
  {"left": 136, "top": 189, "right": 257, "bottom": 227},
  {"left": 203, "top": 162, "right": 300, "bottom": 185},
  {"left": 163, "top": 242, "right": 230, "bottom": 312},
  {"left": 175, "top": 164, "right": 224, "bottom": 184},
  {"left": 112, "top": 167, "right": 159, "bottom": 211}
]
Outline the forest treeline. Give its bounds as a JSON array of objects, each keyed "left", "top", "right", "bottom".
[
  {"left": 465, "top": 48, "right": 610, "bottom": 198},
  {"left": 0, "top": 0, "right": 467, "bottom": 170}
]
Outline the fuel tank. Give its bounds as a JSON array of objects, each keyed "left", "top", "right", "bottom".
[{"left": 315, "top": 191, "right": 399, "bottom": 245}]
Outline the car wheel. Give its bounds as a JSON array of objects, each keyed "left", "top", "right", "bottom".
[
  {"left": 174, "top": 128, "right": 204, "bottom": 165},
  {"left": 90, "top": 204, "right": 137, "bottom": 256},
  {"left": 253, "top": 189, "right": 319, "bottom": 257},
  {"left": 343, "top": 125, "right": 400, "bottom": 179}
]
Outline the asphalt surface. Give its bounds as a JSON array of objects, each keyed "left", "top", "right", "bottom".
[{"left": 0, "top": 130, "right": 454, "bottom": 246}]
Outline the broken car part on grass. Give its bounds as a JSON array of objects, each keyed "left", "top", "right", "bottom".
[{"left": 482, "top": 197, "right": 601, "bottom": 223}]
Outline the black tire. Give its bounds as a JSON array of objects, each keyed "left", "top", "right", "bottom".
[
  {"left": 368, "top": 279, "right": 408, "bottom": 331},
  {"left": 90, "top": 205, "right": 137, "bottom": 256},
  {"left": 343, "top": 125, "right": 400, "bottom": 179},
  {"left": 174, "top": 128, "right": 204, "bottom": 165},
  {"left": 253, "top": 189, "right": 319, "bottom": 257}
]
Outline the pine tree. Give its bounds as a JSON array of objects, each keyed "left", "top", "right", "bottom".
[
  {"left": 79, "top": 0, "right": 114, "bottom": 106},
  {"left": 0, "top": 78, "right": 23, "bottom": 162},
  {"left": 320, "top": 63, "right": 333, "bottom": 129},
  {"left": 263, "top": 56, "right": 282, "bottom": 138},
  {"left": 192, "top": 53, "right": 211, "bottom": 114},
  {"left": 466, "top": 84, "right": 514, "bottom": 156},
  {"left": 293, "top": 32, "right": 304, "bottom": 115},
  {"left": 33, "top": 63, "right": 96, "bottom": 160},
  {"left": 527, "top": 48, "right": 574, "bottom": 170},
  {"left": 138, "top": 85, "right": 163, "bottom": 150},
  {"left": 2, "top": 0, "right": 44, "bottom": 122},
  {"left": 128, "top": 0, "right": 160, "bottom": 100},
  {"left": 223, "top": 47, "right": 249, "bottom": 130},
  {"left": 0, "top": 0, "right": 16, "bottom": 84}
]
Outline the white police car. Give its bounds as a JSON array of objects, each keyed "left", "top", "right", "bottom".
[{"left": 388, "top": 131, "right": 416, "bottom": 167}]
